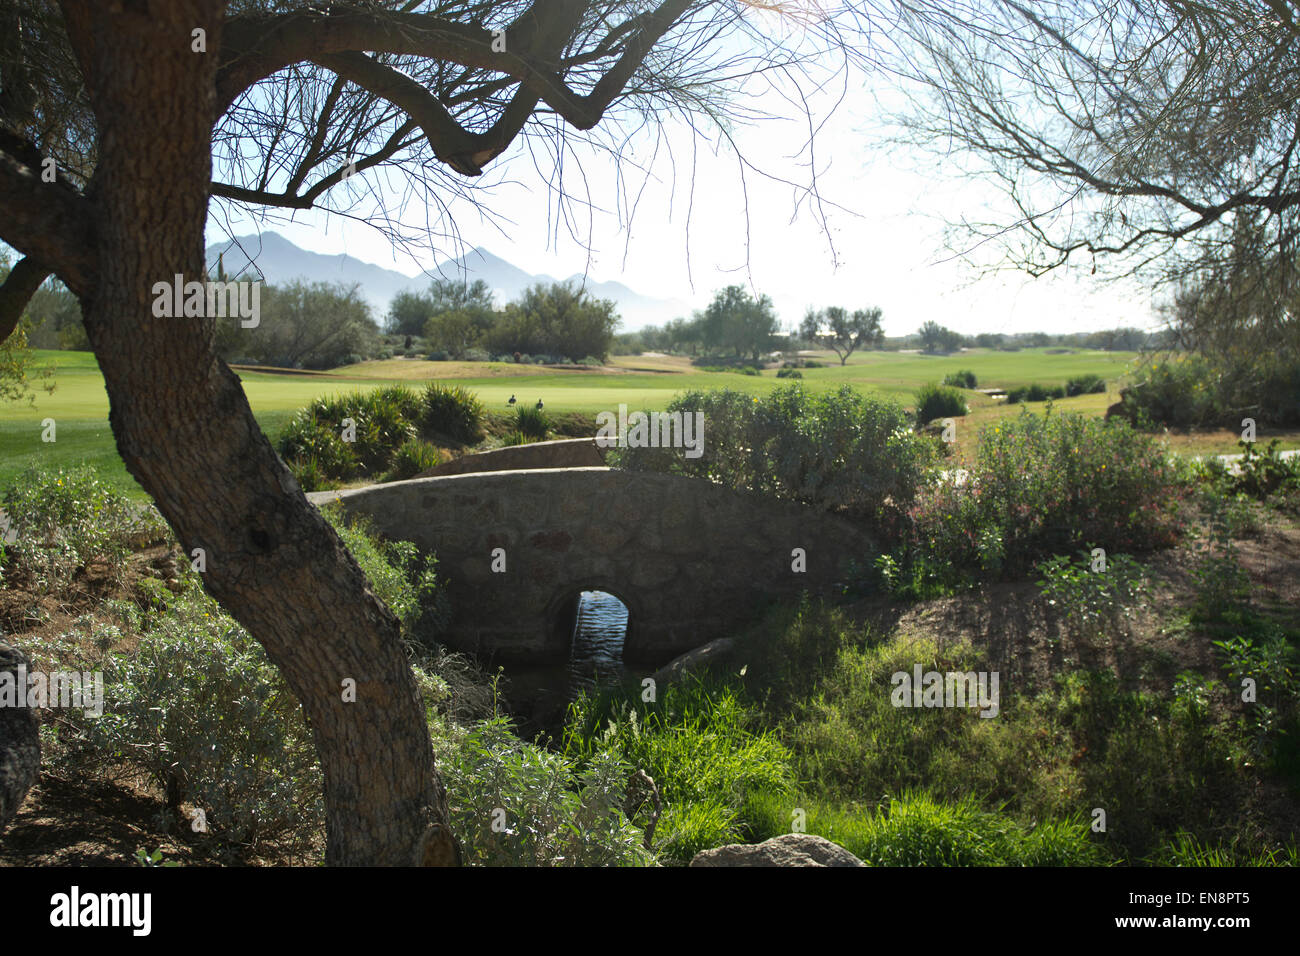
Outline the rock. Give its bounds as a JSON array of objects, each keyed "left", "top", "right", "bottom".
[
  {"left": 0, "top": 641, "right": 40, "bottom": 833},
  {"left": 689, "top": 834, "right": 865, "bottom": 867},
  {"left": 650, "top": 637, "right": 735, "bottom": 686}
]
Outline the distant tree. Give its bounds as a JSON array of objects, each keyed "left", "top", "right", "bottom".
[
  {"left": 974, "top": 332, "right": 1005, "bottom": 349},
  {"left": 800, "top": 305, "right": 884, "bottom": 364},
  {"left": 385, "top": 289, "right": 435, "bottom": 337},
  {"left": 701, "top": 285, "right": 779, "bottom": 361},
  {"left": 485, "top": 281, "right": 618, "bottom": 361},
  {"left": 219, "top": 280, "right": 378, "bottom": 369},
  {"left": 22, "top": 276, "right": 87, "bottom": 350},
  {"left": 424, "top": 309, "right": 482, "bottom": 359},
  {"left": 918, "top": 320, "right": 962, "bottom": 354}
]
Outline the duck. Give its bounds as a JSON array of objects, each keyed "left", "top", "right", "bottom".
[
  {"left": 535, "top": 399, "right": 544, "bottom": 411},
  {"left": 508, "top": 394, "right": 516, "bottom": 406}
]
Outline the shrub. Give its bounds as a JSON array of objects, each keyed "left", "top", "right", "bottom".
[
  {"left": 425, "top": 349, "right": 451, "bottom": 362},
  {"left": 0, "top": 464, "right": 167, "bottom": 591},
  {"left": 57, "top": 588, "right": 324, "bottom": 855},
  {"left": 384, "top": 438, "right": 441, "bottom": 482},
  {"left": 462, "top": 347, "right": 491, "bottom": 363},
  {"left": 1006, "top": 383, "right": 1067, "bottom": 403},
  {"left": 914, "top": 382, "right": 968, "bottom": 423},
  {"left": 775, "top": 368, "right": 803, "bottom": 379},
  {"left": 1123, "top": 353, "right": 1300, "bottom": 429},
  {"left": 1036, "top": 551, "right": 1147, "bottom": 641},
  {"left": 421, "top": 382, "right": 486, "bottom": 444},
  {"left": 1065, "top": 373, "right": 1106, "bottom": 396},
  {"left": 613, "top": 383, "right": 938, "bottom": 519},
  {"left": 515, "top": 405, "right": 551, "bottom": 441},
  {"left": 434, "top": 716, "right": 651, "bottom": 866},
  {"left": 891, "top": 409, "right": 1186, "bottom": 584},
  {"left": 277, "top": 412, "right": 359, "bottom": 481},
  {"left": 943, "top": 369, "right": 978, "bottom": 389}
]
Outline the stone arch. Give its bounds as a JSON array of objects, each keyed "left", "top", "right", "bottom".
[
  {"left": 308, "top": 467, "right": 874, "bottom": 667},
  {"left": 545, "top": 580, "right": 639, "bottom": 662}
]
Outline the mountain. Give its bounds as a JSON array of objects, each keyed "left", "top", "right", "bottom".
[{"left": 204, "top": 232, "right": 690, "bottom": 330}]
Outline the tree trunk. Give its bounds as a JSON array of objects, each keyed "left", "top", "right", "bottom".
[{"left": 60, "top": 0, "right": 457, "bottom": 866}]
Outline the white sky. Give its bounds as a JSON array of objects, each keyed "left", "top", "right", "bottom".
[{"left": 205, "top": 21, "right": 1163, "bottom": 338}]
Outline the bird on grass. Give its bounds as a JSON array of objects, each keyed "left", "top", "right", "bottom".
[
  {"left": 508, "top": 395, "right": 516, "bottom": 406},
  {"left": 536, "top": 399, "right": 544, "bottom": 411}
]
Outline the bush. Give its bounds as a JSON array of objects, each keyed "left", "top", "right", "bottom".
[
  {"left": 514, "top": 405, "right": 551, "bottom": 441},
  {"left": 57, "top": 589, "right": 324, "bottom": 855},
  {"left": 1036, "top": 551, "right": 1147, "bottom": 641},
  {"left": 890, "top": 409, "right": 1186, "bottom": 585},
  {"left": 435, "top": 716, "right": 650, "bottom": 866},
  {"left": 914, "top": 382, "right": 969, "bottom": 423},
  {"left": 1006, "top": 383, "right": 1067, "bottom": 403},
  {"left": 1065, "top": 373, "right": 1106, "bottom": 396},
  {"left": 421, "top": 382, "right": 486, "bottom": 444},
  {"left": 0, "top": 464, "right": 167, "bottom": 591},
  {"left": 613, "top": 383, "right": 938, "bottom": 519},
  {"left": 1123, "top": 352, "right": 1300, "bottom": 429},
  {"left": 384, "top": 438, "right": 442, "bottom": 482},
  {"left": 775, "top": 368, "right": 803, "bottom": 379},
  {"left": 426, "top": 350, "right": 451, "bottom": 362},
  {"left": 277, "top": 412, "right": 359, "bottom": 482},
  {"left": 943, "top": 369, "right": 978, "bottom": 389},
  {"left": 462, "top": 347, "right": 491, "bottom": 363}
]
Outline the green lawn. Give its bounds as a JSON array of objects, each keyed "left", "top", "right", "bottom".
[{"left": 6, "top": 344, "right": 1282, "bottom": 500}]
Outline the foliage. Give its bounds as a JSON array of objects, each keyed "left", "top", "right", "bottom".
[
  {"left": 775, "top": 367, "right": 802, "bottom": 378},
  {"left": 420, "top": 382, "right": 486, "bottom": 444},
  {"left": 942, "top": 369, "right": 977, "bottom": 389},
  {"left": 482, "top": 281, "right": 619, "bottom": 362},
  {"left": 884, "top": 409, "right": 1186, "bottom": 589},
  {"left": 384, "top": 438, "right": 442, "bottom": 482},
  {"left": 918, "top": 320, "right": 963, "bottom": 353},
  {"left": 1006, "top": 382, "right": 1067, "bottom": 403},
  {"left": 800, "top": 305, "right": 884, "bottom": 365},
  {"left": 1065, "top": 373, "right": 1106, "bottom": 396},
  {"left": 514, "top": 404, "right": 551, "bottom": 441},
  {"left": 43, "top": 587, "right": 324, "bottom": 856},
  {"left": 1036, "top": 551, "right": 1147, "bottom": 641},
  {"left": 613, "top": 383, "right": 938, "bottom": 519},
  {"left": 743, "top": 789, "right": 1104, "bottom": 866},
  {"left": 914, "top": 382, "right": 968, "bottom": 423},
  {"left": 435, "top": 716, "right": 652, "bottom": 866},
  {"left": 214, "top": 280, "right": 379, "bottom": 370},
  {"left": 563, "top": 679, "right": 795, "bottom": 863},
  {"left": 0, "top": 463, "right": 166, "bottom": 591},
  {"left": 1123, "top": 353, "right": 1300, "bottom": 430}
]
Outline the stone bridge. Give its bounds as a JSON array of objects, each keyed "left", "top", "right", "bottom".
[{"left": 307, "top": 468, "right": 873, "bottom": 666}]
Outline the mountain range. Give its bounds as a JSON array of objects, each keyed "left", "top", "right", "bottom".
[{"left": 204, "top": 232, "right": 690, "bottom": 331}]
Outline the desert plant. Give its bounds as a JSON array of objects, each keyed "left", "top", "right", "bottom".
[
  {"left": 421, "top": 382, "right": 486, "bottom": 444},
  {"left": 914, "top": 382, "right": 968, "bottom": 423}
]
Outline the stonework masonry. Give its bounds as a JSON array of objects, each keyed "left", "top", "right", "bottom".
[{"left": 307, "top": 467, "right": 873, "bottom": 666}]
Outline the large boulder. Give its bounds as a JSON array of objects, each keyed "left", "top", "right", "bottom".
[
  {"left": 0, "top": 640, "right": 40, "bottom": 832},
  {"left": 689, "top": 834, "right": 865, "bottom": 867}
]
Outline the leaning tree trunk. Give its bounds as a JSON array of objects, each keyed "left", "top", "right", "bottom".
[{"left": 59, "top": 0, "right": 458, "bottom": 865}]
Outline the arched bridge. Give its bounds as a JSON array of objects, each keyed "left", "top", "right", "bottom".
[{"left": 307, "top": 468, "right": 873, "bottom": 666}]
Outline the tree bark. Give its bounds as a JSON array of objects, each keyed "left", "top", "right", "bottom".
[{"left": 59, "top": 0, "right": 457, "bottom": 865}]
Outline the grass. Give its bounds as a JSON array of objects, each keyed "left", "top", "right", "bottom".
[{"left": 6, "top": 346, "right": 1298, "bottom": 498}]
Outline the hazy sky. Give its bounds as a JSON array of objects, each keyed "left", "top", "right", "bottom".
[{"left": 205, "top": 18, "right": 1162, "bottom": 338}]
